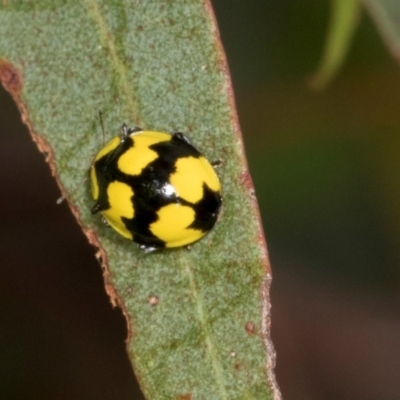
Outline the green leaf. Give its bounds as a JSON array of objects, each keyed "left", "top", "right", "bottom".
[
  {"left": 0, "top": 1, "right": 278, "bottom": 399},
  {"left": 362, "top": 0, "right": 400, "bottom": 61},
  {"left": 310, "top": 0, "right": 361, "bottom": 90}
]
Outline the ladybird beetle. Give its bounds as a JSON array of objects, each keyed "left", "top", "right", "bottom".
[{"left": 90, "top": 124, "right": 222, "bottom": 252}]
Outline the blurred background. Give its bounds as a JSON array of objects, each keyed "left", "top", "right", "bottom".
[{"left": 1, "top": 1, "right": 400, "bottom": 399}]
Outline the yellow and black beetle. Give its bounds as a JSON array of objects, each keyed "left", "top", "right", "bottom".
[{"left": 90, "top": 124, "right": 222, "bottom": 252}]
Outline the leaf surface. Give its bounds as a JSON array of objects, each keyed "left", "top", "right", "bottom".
[{"left": 0, "top": 1, "right": 278, "bottom": 399}]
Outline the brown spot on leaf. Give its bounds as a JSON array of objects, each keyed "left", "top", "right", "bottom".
[
  {"left": 177, "top": 395, "right": 192, "bottom": 400},
  {"left": 245, "top": 321, "right": 256, "bottom": 335},
  {"left": 0, "top": 61, "right": 22, "bottom": 96}
]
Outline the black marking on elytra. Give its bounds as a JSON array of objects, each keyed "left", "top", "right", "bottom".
[{"left": 189, "top": 183, "right": 222, "bottom": 232}]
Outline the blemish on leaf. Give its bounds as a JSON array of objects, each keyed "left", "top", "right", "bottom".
[
  {"left": 177, "top": 395, "right": 192, "bottom": 400},
  {"left": 234, "top": 362, "right": 241, "bottom": 371},
  {"left": 0, "top": 61, "right": 21, "bottom": 96},
  {"left": 245, "top": 321, "right": 256, "bottom": 335},
  {"left": 148, "top": 295, "right": 159, "bottom": 306}
]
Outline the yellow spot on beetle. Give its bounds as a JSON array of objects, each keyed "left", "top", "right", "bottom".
[
  {"left": 118, "top": 131, "right": 171, "bottom": 176},
  {"left": 169, "top": 156, "right": 221, "bottom": 203},
  {"left": 94, "top": 136, "right": 120, "bottom": 162},
  {"left": 91, "top": 136, "right": 121, "bottom": 201},
  {"left": 150, "top": 203, "right": 204, "bottom": 247},
  {"left": 90, "top": 167, "right": 99, "bottom": 200},
  {"left": 103, "top": 181, "right": 134, "bottom": 240}
]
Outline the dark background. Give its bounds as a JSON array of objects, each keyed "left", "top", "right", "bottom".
[{"left": 2, "top": 1, "right": 400, "bottom": 399}]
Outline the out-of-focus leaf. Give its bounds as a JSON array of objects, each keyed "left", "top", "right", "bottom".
[
  {"left": 0, "top": 1, "right": 279, "bottom": 399},
  {"left": 310, "top": 0, "right": 361, "bottom": 90},
  {"left": 362, "top": 0, "right": 400, "bottom": 62}
]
